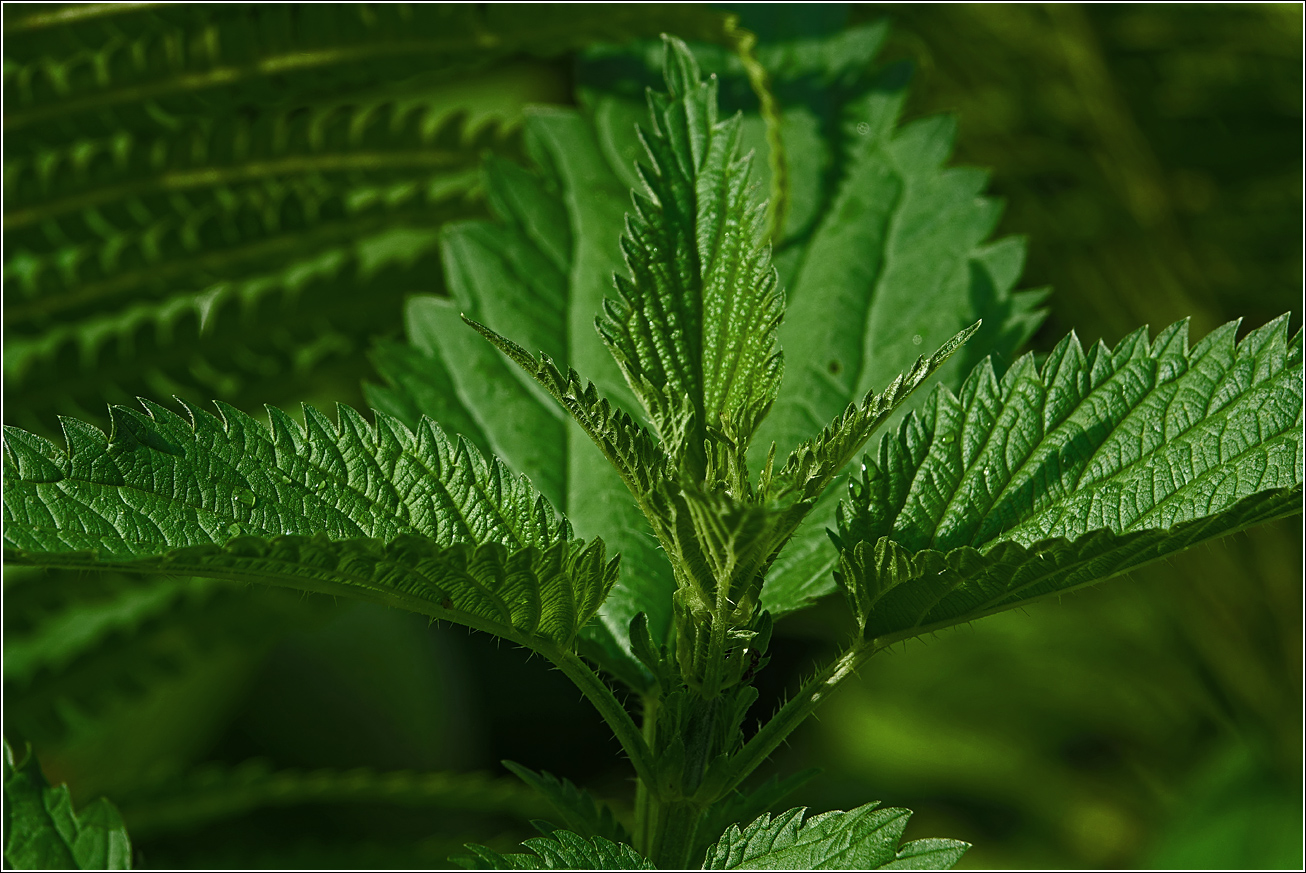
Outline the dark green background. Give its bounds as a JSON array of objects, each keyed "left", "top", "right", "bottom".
[{"left": 4, "top": 4, "right": 1301, "bottom": 869}]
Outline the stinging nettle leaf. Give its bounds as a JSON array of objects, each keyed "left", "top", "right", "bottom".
[
  {"left": 700, "top": 801, "right": 969, "bottom": 870},
  {"left": 115, "top": 759, "right": 550, "bottom": 838},
  {"left": 836, "top": 315, "right": 1304, "bottom": 643},
  {"left": 462, "top": 317, "right": 670, "bottom": 506},
  {"left": 502, "top": 761, "right": 632, "bottom": 845},
  {"left": 4, "top": 740, "right": 133, "bottom": 870},
  {"left": 770, "top": 322, "right": 980, "bottom": 508},
  {"left": 759, "top": 321, "right": 981, "bottom": 573},
  {"left": 369, "top": 112, "right": 678, "bottom": 690},
  {"left": 696, "top": 768, "right": 823, "bottom": 864},
  {"left": 596, "top": 36, "right": 784, "bottom": 470},
  {"left": 456, "top": 828, "right": 654, "bottom": 870},
  {"left": 2, "top": 399, "right": 618, "bottom": 650}
]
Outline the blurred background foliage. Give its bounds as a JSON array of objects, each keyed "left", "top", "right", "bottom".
[{"left": 3, "top": 3, "right": 1301, "bottom": 869}]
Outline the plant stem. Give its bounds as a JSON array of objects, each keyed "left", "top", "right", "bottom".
[
  {"left": 548, "top": 647, "right": 657, "bottom": 791},
  {"left": 714, "top": 642, "right": 870, "bottom": 796},
  {"left": 634, "top": 692, "right": 659, "bottom": 854},
  {"left": 648, "top": 799, "right": 702, "bottom": 869}
]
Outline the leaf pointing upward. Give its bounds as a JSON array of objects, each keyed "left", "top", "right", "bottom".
[
  {"left": 772, "top": 321, "right": 980, "bottom": 509},
  {"left": 597, "top": 36, "right": 784, "bottom": 469},
  {"left": 836, "top": 315, "right": 1304, "bottom": 643},
  {"left": 2, "top": 400, "right": 617, "bottom": 650}
]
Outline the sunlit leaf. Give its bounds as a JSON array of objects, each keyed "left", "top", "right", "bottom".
[{"left": 836, "top": 316, "right": 1304, "bottom": 643}]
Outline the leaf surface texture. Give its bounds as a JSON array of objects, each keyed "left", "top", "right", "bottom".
[
  {"left": 3, "top": 401, "right": 616, "bottom": 649},
  {"left": 595, "top": 40, "right": 783, "bottom": 464},
  {"left": 836, "top": 316, "right": 1304, "bottom": 642},
  {"left": 458, "top": 829, "right": 654, "bottom": 870},
  {"left": 371, "top": 27, "right": 1050, "bottom": 680},
  {"left": 701, "top": 802, "right": 968, "bottom": 870},
  {"left": 3, "top": 741, "right": 133, "bottom": 870}
]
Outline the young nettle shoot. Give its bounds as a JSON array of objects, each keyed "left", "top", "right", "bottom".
[{"left": 3, "top": 37, "right": 1300, "bottom": 871}]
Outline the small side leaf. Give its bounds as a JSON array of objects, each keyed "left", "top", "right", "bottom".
[
  {"left": 501, "top": 761, "right": 631, "bottom": 844},
  {"left": 4, "top": 740, "right": 133, "bottom": 870},
  {"left": 462, "top": 317, "right": 669, "bottom": 504},
  {"left": 700, "top": 802, "right": 968, "bottom": 870},
  {"left": 457, "top": 829, "right": 654, "bottom": 870},
  {"left": 769, "top": 321, "right": 979, "bottom": 509}
]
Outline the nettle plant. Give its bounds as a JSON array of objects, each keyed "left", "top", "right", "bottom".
[{"left": 4, "top": 37, "right": 1303, "bottom": 870}]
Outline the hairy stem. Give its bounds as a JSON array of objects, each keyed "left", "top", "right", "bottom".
[
  {"left": 542, "top": 648, "right": 658, "bottom": 791},
  {"left": 714, "top": 642, "right": 870, "bottom": 796},
  {"left": 634, "top": 693, "right": 660, "bottom": 854}
]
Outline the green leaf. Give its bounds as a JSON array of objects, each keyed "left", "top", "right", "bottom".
[
  {"left": 457, "top": 829, "right": 654, "bottom": 870},
  {"left": 700, "top": 802, "right": 968, "bottom": 870},
  {"left": 501, "top": 761, "right": 631, "bottom": 844},
  {"left": 656, "top": 483, "right": 778, "bottom": 626},
  {"left": 770, "top": 323, "right": 979, "bottom": 507},
  {"left": 759, "top": 323, "right": 980, "bottom": 574},
  {"left": 596, "top": 37, "right": 783, "bottom": 470},
  {"left": 836, "top": 316, "right": 1304, "bottom": 643},
  {"left": 573, "top": 24, "right": 1048, "bottom": 619},
  {"left": 369, "top": 115, "right": 676, "bottom": 688},
  {"left": 5, "top": 3, "right": 742, "bottom": 440},
  {"left": 461, "top": 318, "right": 669, "bottom": 509},
  {"left": 753, "top": 82, "right": 1048, "bottom": 615},
  {"left": 115, "top": 759, "right": 550, "bottom": 838},
  {"left": 696, "top": 769, "right": 822, "bottom": 864},
  {"left": 3, "top": 740, "right": 133, "bottom": 870},
  {"left": 366, "top": 336, "right": 493, "bottom": 457},
  {"left": 2, "top": 400, "right": 617, "bottom": 651}
]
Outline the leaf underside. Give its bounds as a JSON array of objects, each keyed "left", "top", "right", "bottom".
[
  {"left": 2, "top": 400, "right": 616, "bottom": 649},
  {"left": 701, "top": 802, "right": 969, "bottom": 870},
  {"left": 836, "top": 315, "right": 1304, "bottom": 643}
]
